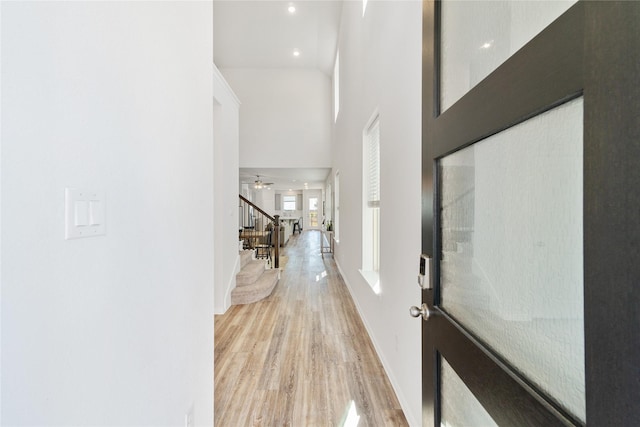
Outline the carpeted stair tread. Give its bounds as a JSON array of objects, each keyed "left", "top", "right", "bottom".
[
  {"left": 239, "top": 250, "right": 254, "bottom": 269},
  {"left": 231, "top": 269, "right": 279, "bottom": 305},
  {"left": 236, "top": 259, "right": 267, "bottom": 287}
]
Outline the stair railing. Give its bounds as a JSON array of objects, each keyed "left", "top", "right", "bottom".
[{"left": 239, "top": 194, "right": 280, "bottom": 268}]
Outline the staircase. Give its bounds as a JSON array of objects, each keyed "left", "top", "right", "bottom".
[
  {"left": 231, "top": 250, "right": 279, "bottom": 305},
  {"left": 239, "top": 194, "right": 281, "bottom": 268}
]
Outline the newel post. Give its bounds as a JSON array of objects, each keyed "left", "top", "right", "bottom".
[{"left": 273, "top": 215, "right": 280, "bottom": 269}]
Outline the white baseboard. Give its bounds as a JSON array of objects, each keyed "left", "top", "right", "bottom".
[
  {"left": 334, "top": 259, "right": 419, "bottom": 427},
  {"left": 214, "top": 253, "right": 241, "bottom": 315}
]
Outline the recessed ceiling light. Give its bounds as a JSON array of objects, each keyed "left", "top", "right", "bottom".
[
  {"left": 293, "top": 49, "right": 300, "bottom": 57},
  {"left": 288, "top": 5, "right": 296, "bottom": 13}
]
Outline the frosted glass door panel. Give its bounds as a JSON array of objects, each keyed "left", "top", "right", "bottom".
[
  {"left": 440, "top": 98, "right": 584, "bottom": 420},
  {"left": 441, "top": 0, "right": 577, "bottom": 111},
  {"left": 441, "top": 358, "right": 498, "bottom": 427}
]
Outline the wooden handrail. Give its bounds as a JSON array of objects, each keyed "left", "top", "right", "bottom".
[
  {"left": 239, "top": 194, "right": 275, "bottom": 222},
  {"left": 239, "top": 194, "right": 280, "bottom": 269}
]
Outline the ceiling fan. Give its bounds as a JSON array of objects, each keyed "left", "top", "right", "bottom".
[{"left": 253, "top": 175, "right": 274, "bottom": 189}]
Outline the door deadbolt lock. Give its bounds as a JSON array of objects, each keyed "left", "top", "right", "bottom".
[
  {"left": 418, "top": 254, "right": 433, "bottom": 290},
  {"left": 409, "top": 303, "right": 433, "bottom": 321}
]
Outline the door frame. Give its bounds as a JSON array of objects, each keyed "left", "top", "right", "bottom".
[
  {"left": 303, "top": 189, "right": 322, "bottom": 230},
  {"left": 421, "top": 1, "right": 640, "bottom": 425}
]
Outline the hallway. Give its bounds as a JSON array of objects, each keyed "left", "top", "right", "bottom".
[{"left": 214, "top": 231, "right": 409, "bottom": 426}]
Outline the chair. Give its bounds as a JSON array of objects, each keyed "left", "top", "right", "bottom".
[
  {"left": 255, "top": 229, "right": 272, "bottom": 264},
  {"left": 292, "top": 217, "right": 303, "bottom": 234}
]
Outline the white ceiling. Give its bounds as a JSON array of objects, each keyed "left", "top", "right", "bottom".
[
  {"left": 240, "top": 167, "right": 331, "bottom": 191},
  {"left": 215, "top": 1, "right": 341, "bottom": 191},
  {"left": 213, "top": 0, "right": 343, "bottom": 75}
]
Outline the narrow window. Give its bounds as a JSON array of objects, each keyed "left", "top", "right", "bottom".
[
  {"left": 361, "top": 113, "right": 380, "bottom": 293},
  {"left": 283, "top": 195, "right": 296, "bottom": 211},
  {"left": 334, "top": 171, "right": 340, "bottom": 241},
  {"left": 333, "top": 51, "right": 340, "bottom": 122}
]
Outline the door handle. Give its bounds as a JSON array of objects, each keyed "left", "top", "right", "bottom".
[{"left": 409, "top": 303, "right": 433, "bottom": 321}]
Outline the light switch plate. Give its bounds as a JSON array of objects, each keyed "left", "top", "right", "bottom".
[{"left": 65, "top": 188, "right": 106, "bottom": 239}]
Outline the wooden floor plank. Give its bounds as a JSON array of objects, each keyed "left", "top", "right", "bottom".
[{"left": 214, "top": 230, "right": 408, "bottom": 426}]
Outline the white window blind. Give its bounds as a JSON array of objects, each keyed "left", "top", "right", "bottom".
[
  {"left": 366, "top": 116, "right": 380, "bottom": 208},
  {"left": 334, "top": 52, "right": 340, "bottom": 122},
  {"left": 361, "top": 113, "right": 381, "bottom": 284},
  {"left": 283, "top": 195, "right": 296, "bottom": 211}
]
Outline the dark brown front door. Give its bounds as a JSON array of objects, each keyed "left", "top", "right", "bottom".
[{"left": 420, "top": 1, "right": 640, "bottom": 425}]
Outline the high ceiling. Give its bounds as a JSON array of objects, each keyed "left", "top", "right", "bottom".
[
  {"left": 214, "top": 1, "right": 342, "bottom": 190},
  {"left": 213, "top": 1, "right": 343, "bottom": 76}
]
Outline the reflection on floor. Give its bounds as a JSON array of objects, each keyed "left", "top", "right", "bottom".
[{"left": 214, "top": 230, "right": 408, "bottom": 426}]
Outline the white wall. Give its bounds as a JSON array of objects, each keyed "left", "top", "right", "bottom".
[
  {"left": 221, "top": 68, "right": 332, "bottom": 168},
  {"left": 330, "top": 1, "right": 423, "bottom": 425},
  {"left": 252, "top": 188, "right": 276, "bottom": 215},
  {"left": 1, "top": 2, "right": 214, "bottom": 425},
  {"left": 213, "top": 67, "right": 241, "bottom": 314}
]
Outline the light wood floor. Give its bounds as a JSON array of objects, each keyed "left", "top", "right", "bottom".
[{"left": 215, "top": 230, "right": 409, "bottom": 426}]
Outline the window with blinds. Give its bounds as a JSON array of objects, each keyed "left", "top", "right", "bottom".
[
  {"left": 334, "top": 51, "right": 340, "bottom": 122},
  {"left": 361, "top": 113, "right": 381, "bottom": 288},
  {"left": 283, "top": 195, "right": 296, "bottom": 211},
  {"left": 366, "top": 117, "right": 380, "bottom": 208}
]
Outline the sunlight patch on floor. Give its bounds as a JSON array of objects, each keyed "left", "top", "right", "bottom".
[{"left": 339, "top": 400, "right": 361, "bottom": 427}]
